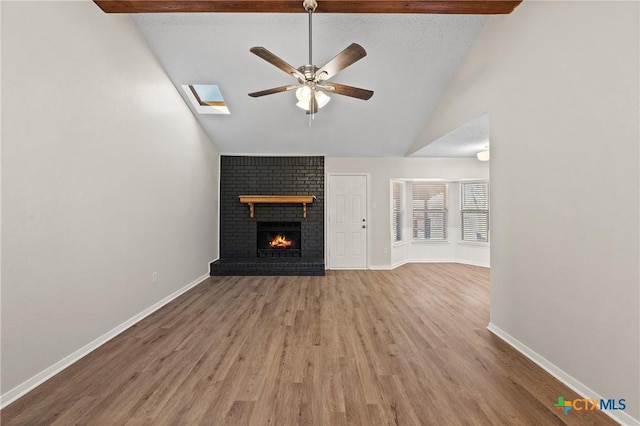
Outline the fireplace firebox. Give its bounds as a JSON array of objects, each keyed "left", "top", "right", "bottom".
[{"left": 257, "top": 222, "right": 301, "bottom": 258}]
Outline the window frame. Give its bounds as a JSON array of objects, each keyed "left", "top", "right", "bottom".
[
  {"left": 460, "top": 180, "right": 490, "bottom": 244},
  {"left": 412, "top": 182, "right": 449, "bottom": 242},
  {"left": 391, "top": 180, "right": 405, "bottom": 245}
]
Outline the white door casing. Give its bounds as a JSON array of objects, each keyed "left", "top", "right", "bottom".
[{"left": 328, "top": 174, "right": 368, "bottom": 269}]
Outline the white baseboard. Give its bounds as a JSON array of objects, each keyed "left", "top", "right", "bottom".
[
  {"left": 455, "top": 260, "right": 490, "bottom": 268},
  {"left": 369, "top": 265, "right": 394, "bottom": 270},
  {"left": 328, "top": 267, "right": 368, "bottom": 270},
  {"left": 390, "top": 259, "right": 410, "bottom": 269},
  {"left": 0, "top": 273, "right": 210, "bottom": 409},
  {"left": 487, "top": 323, "right": 639, "bottom": 426},
  {"left": 370, "top": 259, "right": 409, "bottom": 270},
  {"left": 408, "top": 259, "right": 490, "bottom": 268},
  {"left": 370, "top": 260, "right": 489, "bottom": 270},
  {"left": 408, "top": 258, "right": 456, "bottom": 264}
]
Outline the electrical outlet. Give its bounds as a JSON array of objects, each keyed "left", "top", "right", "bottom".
[{"left": 151, "top": 272, "right": 158, "bottom": 283}]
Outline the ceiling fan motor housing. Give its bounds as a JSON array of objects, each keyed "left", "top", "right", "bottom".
[{"left": 297, "top": 64, "right": 322, "bottom": 84}]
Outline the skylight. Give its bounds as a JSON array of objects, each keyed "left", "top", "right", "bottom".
[{"left": 182, "top": 84, "right": 230, "bottom": 114}]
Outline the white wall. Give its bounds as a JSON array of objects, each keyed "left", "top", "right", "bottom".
[
  {"left": 412, "top": 1, "right": 640, "bottom": 423},
  {"left": 326, "top": 158, "right": 489, "bottom": 268},
  {"left": 1, "top": 1, "right": 219, "bottom": 401}
]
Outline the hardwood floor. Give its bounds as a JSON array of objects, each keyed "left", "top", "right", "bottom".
[{"left": 2, "top": 264, "right": 616, "bottom": 425}]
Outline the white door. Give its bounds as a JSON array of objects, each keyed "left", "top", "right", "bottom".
[{"left": 328, "top": 174, "right": 367, "bottom": 269}]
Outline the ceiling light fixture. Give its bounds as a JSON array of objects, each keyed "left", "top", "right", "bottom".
[
  {"left": 295, "top": 85, "right": 330, "bottom": 111},
  {"left": 247, "top": 0, "right": 373, "bottom": 126},
  {"left": 477, "top": 150, "right": 490, "bottom": 161}
]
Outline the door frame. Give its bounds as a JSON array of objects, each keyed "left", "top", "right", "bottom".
[{"left": 326, "top": 173, "right": 371, "bottom": 270}]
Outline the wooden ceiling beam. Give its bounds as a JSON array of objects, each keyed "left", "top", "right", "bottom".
[{"left": 94, "top": 0, "right": 522, "bottom": 14}]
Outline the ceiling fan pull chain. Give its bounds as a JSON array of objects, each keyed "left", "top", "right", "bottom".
[{"left": 310, "top": 95, "right": 314, "bottom": 123}]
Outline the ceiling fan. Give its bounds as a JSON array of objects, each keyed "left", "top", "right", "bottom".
[{"left": 248, "top": 0, "right": 374, "bottom": 120}]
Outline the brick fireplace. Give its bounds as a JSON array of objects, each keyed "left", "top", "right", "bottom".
[{"left": 210, "top": 156, "right": 324, "bottom": 276}]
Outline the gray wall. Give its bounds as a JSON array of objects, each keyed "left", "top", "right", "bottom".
[
  {"left": 1, "top": 1, "right": 219, "bottom": 397},
  {"left": 411, "top": 1, "right": 640, "bottom": 422}
]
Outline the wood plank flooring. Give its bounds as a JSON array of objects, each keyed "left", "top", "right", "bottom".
[{"left": 1, "top": 264, "right": 616, "bottom": 425}]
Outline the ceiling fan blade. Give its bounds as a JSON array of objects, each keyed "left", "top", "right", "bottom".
[
  {"left": 315, "top": 43, "right": 367, "bottom": 81},
  {"left": 250, "top": 47, "right": 305, "bottom": 80},
  {"left": 248, "top": 85, "right": 298, "bottom": 98},
  {"left": 323, "top": 82, "right": 374, "bottom": 100}
]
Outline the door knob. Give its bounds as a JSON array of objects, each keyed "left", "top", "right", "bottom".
[{"left": 362, "top": 225, "right": 366, "bottom": 229}]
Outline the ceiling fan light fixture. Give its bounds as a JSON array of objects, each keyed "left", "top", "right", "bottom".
[
  {"left": 295, "top": 88, "right": 330, "bottom": 110},
  {"left": 295, "top": 85, "right": 312, "bottom": 102}
]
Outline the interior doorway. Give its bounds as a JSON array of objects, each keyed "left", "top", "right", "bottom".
[{"left": 327, "top": 174, "right": 368, "bottom": 269}]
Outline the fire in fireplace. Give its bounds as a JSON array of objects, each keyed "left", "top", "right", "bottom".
[
  {"left": 269, "top": 234, "right": 293, "bottom": 248},
  {"left": 257, "top": 222, "right": 301, "bottom": 257}
]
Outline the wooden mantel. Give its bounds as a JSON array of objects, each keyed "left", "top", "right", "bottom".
[{"left": 239, "top": 195, "right": 316, "bottom": 219}]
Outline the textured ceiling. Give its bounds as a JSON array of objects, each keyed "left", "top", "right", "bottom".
[{"left": 132, "top": 13, "right": 487, "bottom": 156}]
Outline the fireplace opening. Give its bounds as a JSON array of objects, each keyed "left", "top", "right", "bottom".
[{"left": 257, "top": 222, "right": 301, "bottom": 258}]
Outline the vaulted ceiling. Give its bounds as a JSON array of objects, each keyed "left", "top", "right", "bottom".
[{"left": 95, "top": 1, "right": 520, "bottom": 156}]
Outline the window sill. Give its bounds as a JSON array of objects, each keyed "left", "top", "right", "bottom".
[
  {"left": 458, "top": 241, "right": 490, "bottom": 247},
  {"left": 412, "top": 239, "right": 450, "bottom": 244},
  {"left": 393, "top": 241, "right": 407, "bottom": 247}
]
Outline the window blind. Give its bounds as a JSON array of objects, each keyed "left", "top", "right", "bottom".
[
  {"left": 412, "top": 183, "right": 447, "bottom": 241},
  {"left": 392, "top": 181, "right": 403, "bottom": 243},
  {"left": 460, "top": 181, "right": 489, "bottom": 243}
]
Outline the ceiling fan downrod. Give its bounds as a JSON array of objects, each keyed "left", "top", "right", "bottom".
[
  {"left": 303, "top": 0, "right": 318, "bottom": 124},
  {"left": 303, "top": 0, "right": 317, "bottom": 65}
]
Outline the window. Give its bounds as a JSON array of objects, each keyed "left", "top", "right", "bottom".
[
  {"left": 392, "top": 181, "right": 404, "bottom": 243},
  {"left": 461, "top": 181, "right": 489, "bottom": 243},
  {"left": 412, "top": 183, "right": 448, "bottom": 241},
  {"left": 181, "top": 84, "right": 230, "bottom": 114}
]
